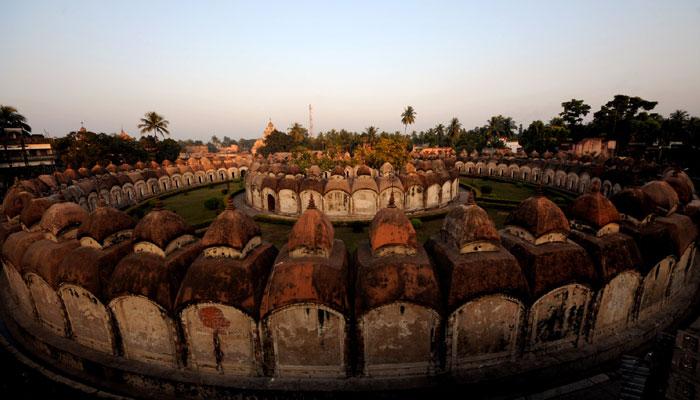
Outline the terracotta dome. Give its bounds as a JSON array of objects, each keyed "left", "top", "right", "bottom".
[
  {"left": 641, "top": 180, "right": 679, "bottom": 216},
  {"left": 441, "top": 203, "right": 500, "bottom": 253},
  {"left": 91, "top": 163, "right": 106, "bottom": 175},
  {"left": 504, "top": 194, "right": 570, "bottom": 244},
  {"left": 610, "top": 188, "right": 655, "bottom": 222},
  {"left": 200, "top": 199, "right": 261, "bottom": 259},
  {"left": 2, "top": 187, "right": 35, "bottom": 220},
  {"left": 369, "top": 197, "right": 418, "bottom": 256},
  {"left": 78, "top": 167, "right": 90, "bottom": 177},
  {"left": 331, "top": 165, "right": 345, "bottom": 176},
  {"left": 663, "top": 169, "right": 694, "bottom": 205},
  {"left": 287, "top": 198, "right": 334, "bottom": 258},
  {"left": 20, "top": 197, "right": 58, "bottom": 230},
  {"left": 569, "top": 184, "right": 621, "bottom": 234},
  {"left": 356, "top": 165, "right": 372, "bottom": 176},
  {"left": 78, "top": 206, "right": 135, "bottom": 248},
  {"left": 63, "top": 166, "right": 78, "bottom": 180},
  {"left": 309, "top": 165, "right": 321, "bottom": 176},
  {"left": 119, "top": 163, "right": 131, "bottom": 172},
  {"left": 39, "top": 202, "right": 88, "bottom": 240},
  {"left": 134, "top": 160, "right": 145, "bottom": 169},
  {"left": 133, "top": 204, "right": 194, "bottom": 255}
]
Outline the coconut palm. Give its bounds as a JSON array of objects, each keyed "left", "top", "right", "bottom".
[
  {"left": 364, "top": 126, "right": 379, "bottom": 145},
  {"left": 447, "top": 117, "right": 462, "bottom": 147},
  {"left": 0, "top": 105, "right": 31, "bottom": 132},
  {"left": 138, "top": 111, "right": 170, "bottom": 141},
  {"left": 401, "top": 106, "right": 416, "bottom": 134},
  {"left": 434, "top": 123, "right": 445, "bottom": 147}
]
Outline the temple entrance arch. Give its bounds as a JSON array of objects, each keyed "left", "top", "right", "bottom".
[{"left": 267, "top": 194, "right": 275, "bottom": 212}]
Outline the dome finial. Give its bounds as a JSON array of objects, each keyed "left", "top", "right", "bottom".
[
  {"left": 466, "top": 190, "right": 476, "bottom": 205},
  {"left": 153, "top": 199, "right": 163, "bottom": 211},
  {"left": 535, "top": 183, "right": 544, "bottom": 197},
  {"left": 388, "top": 190, "right": 396, "bottom": 208},
  {"left": 307, "top": 195, "right": 316, "bottom": 210}
]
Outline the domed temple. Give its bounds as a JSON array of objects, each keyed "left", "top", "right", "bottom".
[{"left": 0, "top": 154, "right": 699, "bottom": 397}]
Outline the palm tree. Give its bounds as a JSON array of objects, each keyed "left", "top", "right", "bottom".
[
  {"left": 401, "top": 106, "right": 416, "bottom": 134},
  {"left": 447, "top": 117, "right": 462, "bottom": 147},
  {"left": 0, "top": 105, "right": 31, "bottom": 132},
  {"left": 364, "top": 126, "right": 379, "bottom": 146},
  {"left": 0, "top": 105, "right": 32, "bottom": 168},
  {"left": 138, "top": 111, "right": 170, "bottom": 141},
  {"left": 434, "top": 124, "right": 445, "bottom": 147}
]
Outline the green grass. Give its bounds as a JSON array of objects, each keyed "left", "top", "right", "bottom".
[
  {"left": 129, "top": 181, "right": 244, "bottom": 227},
  {"left": 460, "top": 177, "right": 536, "bottom": 202}
]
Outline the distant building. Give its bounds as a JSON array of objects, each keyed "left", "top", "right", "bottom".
[
  {"left": 252, "top": 120, "right": 276, "bottom": 155},
  {"left": 411, "top": 146, "right": 455, "bottom": 158},
  {"left": 0, "top": 128, "right": 55, "bottom": 169},
  {"left": 572, "top": 138, "right": 616, "bottom": 158},
  {"left": 498, "top": 137, "right": 522, "bottom": 154},
  {"left": 184, "top": 145, "right": 209, "bottom": 154},
  {"left": 219, "top": 144, "right": 239, "bottom": 154}
]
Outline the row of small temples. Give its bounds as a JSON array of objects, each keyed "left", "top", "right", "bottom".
[
  {"left": 0, "top": 167, "right": 698, "bottom": 387},
  {"left": 3, "top": 151, "right": 663, "bottom": 220}
]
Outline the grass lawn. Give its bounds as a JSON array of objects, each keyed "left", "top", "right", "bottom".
[
  {"left": 460, "top": 177, "right": 535, "bottom": 202},
  {"left": 129, "top": 180, "right": 244, "bottom": 227}
]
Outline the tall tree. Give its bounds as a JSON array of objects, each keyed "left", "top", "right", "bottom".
[
  {"left": 592, "top": 95, "right": 658, "bottom": 146},
  {"left": 486, "top": 115, "right": 516, "bottom": 139},
  {"left": 434, "top": 124, "right": 445, "bottom": 147},
  {"left": 0, "top": 105, "right": 31, "bottom": 132},
  {"left": 288, "top": 122, "right": 308, "bottom": 145},
  {"left": 560, "top": 99, "right": 591, "bottom": 127},
  {"left": 138, "top": 111, "right": 170, "bottom": 141},
  {"left": 447, "top": 118, "right": 462, "bottom": 147},
  {"left": 401, "top": 106, "right": 416, "bottom": 134},
  {"left": 364, "top": 126, "right": 379, "bottom": 146}
]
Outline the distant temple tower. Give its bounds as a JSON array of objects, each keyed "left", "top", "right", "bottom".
[{"left": 252, "top": 119, "right": 276, "bottom": 155}]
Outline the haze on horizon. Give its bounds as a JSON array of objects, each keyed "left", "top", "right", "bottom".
[{"left": 2, "top": 0, "right": 699, "bottom": 141}]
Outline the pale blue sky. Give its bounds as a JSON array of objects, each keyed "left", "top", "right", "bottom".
[{"left": 2, "top": 1, "right": 699, "bottom": 140}]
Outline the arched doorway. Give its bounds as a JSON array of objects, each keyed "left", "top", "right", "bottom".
[{"left": 267, "top": 194, "right": 275, "bottom": 212}]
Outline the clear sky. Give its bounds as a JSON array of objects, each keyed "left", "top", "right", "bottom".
[{"left": 2, "top": 1, "right": 699, "bottom": 141}]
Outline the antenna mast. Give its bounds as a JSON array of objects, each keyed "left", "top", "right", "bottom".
[{"left": 308, "top": 104, "right": 314, "bottom": 138}]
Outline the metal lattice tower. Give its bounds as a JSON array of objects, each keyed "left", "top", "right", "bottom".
[{"left": 308, "top": 104, "right": 314, "bottom": 137}]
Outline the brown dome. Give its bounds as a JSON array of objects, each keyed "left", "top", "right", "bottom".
[
  {"left": 356, "top": 165, "right": 372, "bottom": 176},
  {"left": 331, "top": 165, "right": 345, "bottom": 176},
  {"left": 200, "top": 200, "right": 261, "bottom": 258},
  {"left": 287, "top": 199, "right": 334, "bottom": 258},
  {"left": 134, "top": 160, "right": 145, "bottom": 169},
  {"left": 504, "top": 194, "right": 570, "bottom": 243},
  {"left": 39, "top": 202, "right": 88, "bottom": 239},
  {"left": 2, "top": 187, "right": 35, "bottom": 219},
  {"left": 78, "top": 167, "right": 90, "bottom": 177},
  {"left": 610, "top": 188, "right": 655, "bottom": 222},
  {"left": 133, "top": 205, "right": 192, "bottom": 251},
  {"left": 78, "top": 206, "right": 135, "bottom": 246},
  {"left": 569, "top": 187, "right": 620, "bottom": 232},
  {"left": 441, "top": 203, "right": 499, "bottom": 253},
  {"left": 20, "top": 197, "right": 58, "bottom": 230},
  {"left": 369, "top": 200, "right": 418, "bottom": 256},
  {"left": 641, "top": 180, "right": 679, "bottom": 216},
  {"left": 663, "top": 169, "right": 694, "bottom": 205}
]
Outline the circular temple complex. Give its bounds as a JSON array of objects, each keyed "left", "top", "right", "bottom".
[{"left": 0, "top": 152, "right": 699, "bottom": 398}]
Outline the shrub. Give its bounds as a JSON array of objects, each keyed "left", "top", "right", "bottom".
[
  {"left": 204, "top": 197, "right": 223, "bottom": 211},
  {"left": 480, "top": 185, "right": 493, "bottom": 195},
  {"left": 411, "top": 218, "right": 423, "bottom": 229}
]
